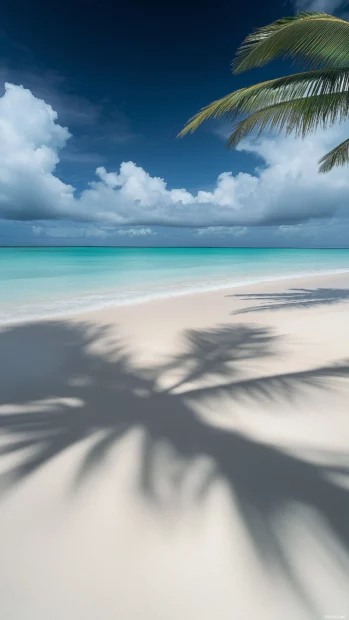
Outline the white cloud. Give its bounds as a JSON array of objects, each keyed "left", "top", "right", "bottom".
[
  {"left": 116, "top": 227, "right": 156, "bottom": 237},
  {"left": 197, "top": 226, "right": 247, "bottom": 237},
  {"left": 32, "top": 224, "right": 109, "bottom": 239},
  {"left": 0, "top": 83, "right": 75, "bottom": 220},
  {"left": 2, "top": 82, "right": 349, "bottom": 231},
  {"left": 32, "top": 223, "right": 156, "bottom": 239},
  {"left": 294, "top": 0, "right": 347, "bottom": 13},
  {"left": 67, "top": 132, "right": 349, "bottom": 227},
  {"left": 32, "top": 225, "right": 43, "bottom": 235}
]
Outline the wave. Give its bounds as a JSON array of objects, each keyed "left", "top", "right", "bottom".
[{"left": 1, "top": 267, "right": 349, "bottom": 326}]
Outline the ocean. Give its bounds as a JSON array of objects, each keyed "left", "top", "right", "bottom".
[{"left": 1, "top": 247, "right": 349, "bottom": 324}]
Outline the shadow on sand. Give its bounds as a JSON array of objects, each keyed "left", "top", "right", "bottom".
[
  {"left": 1, "top": 319, "right": 349, "bottom": 615},
  {"left": 228, "top": 287, "right": 349, "bottom": 315}
]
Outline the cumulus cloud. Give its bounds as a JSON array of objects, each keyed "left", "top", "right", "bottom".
[
  {"left": 1, "top": 82, "right": 349, "bottom": 231},
  {"left": 0, "top": 83, "right": 75, "bottom": 220}
]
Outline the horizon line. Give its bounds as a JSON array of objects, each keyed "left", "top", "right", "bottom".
[{"left": 2, "top": 246, "right": 349, "bottom": 250}]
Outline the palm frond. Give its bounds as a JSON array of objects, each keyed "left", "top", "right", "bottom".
[
  {"left": 179, "top": 12, "right": 349, "bottom": 173},
  {"left": 233, "top": 12, "right": 349, "bottom": 74},
  {"left": 226, "top": 92, "right": 349, "bottom": 147},
  {"left": 178, "top": 68, "right": 349, "bottom": 137},
  {"left": 318, "top": 138, "right": 349, "bottom": 172},
  {"left": 184, "top": 361, "right": 349, "bottom": 403}
]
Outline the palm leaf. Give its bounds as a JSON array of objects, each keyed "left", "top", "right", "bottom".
[
  {"left": 233, "top": 12, "right": 349, "bottom": 74},
  {"left": 178, "top": 68, "right": 349, "bottom": 137},
  {"left": 179, "top": 12, "right": 349, "bottom": 173},
  {"left": 318, "top": 138, "right": 349, "bottom": 172},
  {"left": 227, "top": 92, "right": 349, "bottom": 147}
]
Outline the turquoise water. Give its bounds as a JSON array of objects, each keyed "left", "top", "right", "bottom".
[{"left": 1, "top": 247, "right": 349, "bottom": 324}]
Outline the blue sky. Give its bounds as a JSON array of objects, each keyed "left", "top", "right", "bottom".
[{"left": 1, "top": 0, "right": 349, "bottom": 246}]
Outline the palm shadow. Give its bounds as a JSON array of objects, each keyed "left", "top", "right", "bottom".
[
  {"left": 1, "top": 319, "right": 349, "bottom": 616},
  {"left": 228, "top": 287, "right": 349, "bottom": 315}
]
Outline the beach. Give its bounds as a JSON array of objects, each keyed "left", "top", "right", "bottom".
[{"left": 1, "top": 270, "right": 349, "bottom": 620}]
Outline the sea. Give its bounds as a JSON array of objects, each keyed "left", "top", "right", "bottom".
[{"left": 1, "top": 247, "right": 349, "bottom": 324}]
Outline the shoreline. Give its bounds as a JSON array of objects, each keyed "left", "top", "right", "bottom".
[{"left": 2, "top": 266, "right": 349, "bottom": 327}]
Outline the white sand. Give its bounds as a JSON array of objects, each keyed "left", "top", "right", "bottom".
[{"left": 1, "top": 272, "right": 349, "bottom": 620}]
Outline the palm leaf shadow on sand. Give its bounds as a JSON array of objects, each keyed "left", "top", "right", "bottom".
[
  {"left": 229, "top": 287, "right": 349, "bottom": 315},
  {"left": 1, "top": 320, "right": 349, "bottom": 616}
]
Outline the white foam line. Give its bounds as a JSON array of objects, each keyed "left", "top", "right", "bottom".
[{"left": 1, "top": 267, "right": 349, "bottom": 327}]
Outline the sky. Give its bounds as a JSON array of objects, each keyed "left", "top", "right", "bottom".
[{"left": 1, "top": 0, "right": 349, "bottom": 247}]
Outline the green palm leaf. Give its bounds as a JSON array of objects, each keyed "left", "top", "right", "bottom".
[
  {"left": 318, "top": 138, "right": 349, "bottom": 172},
  {"left": 233, "top": 12, "right": 349, "bottom": 73},
  {"left": 178, "top": 68, "right": 349, "bottom": 137},
  {"left": 226, "top": 92, "right": 349, "bottom": 147},
  {"left": 179, "top": 11, "right": 349, "bottom": 173}
]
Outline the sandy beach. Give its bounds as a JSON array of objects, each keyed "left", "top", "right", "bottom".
[{"left": 1, "top": 271, "right": 349, "bottom": 620}]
